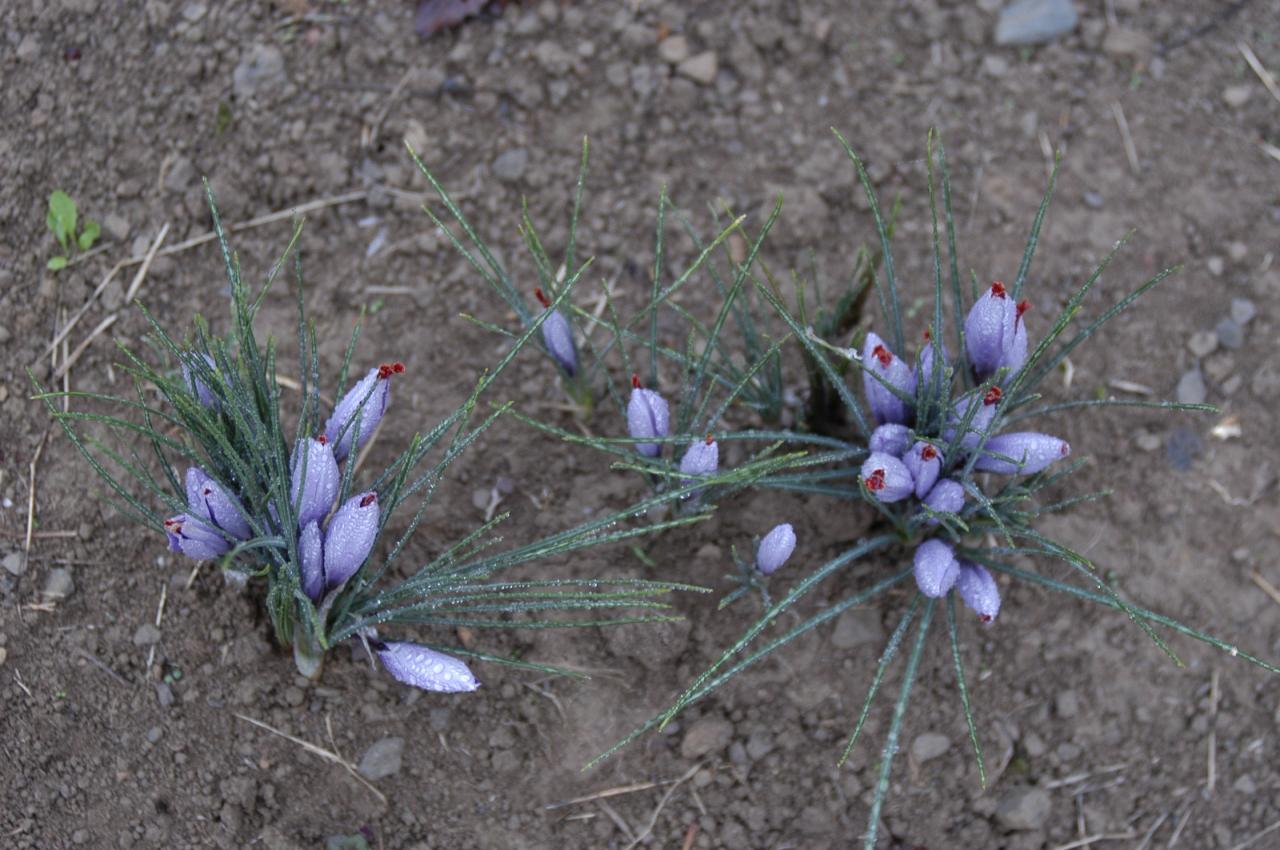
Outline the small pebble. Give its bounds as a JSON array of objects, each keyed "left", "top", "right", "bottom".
[
  {"left": 911, "top": 732, "right": 952, "bottom": 763},
  {"left": 1175, "top": 369, "right": 1206, "bottom": 405},
  {"left": 1166, "top": 426, "right": 1204, "bottom": 472},
  {"left": 492, "top": 148, "right": 529, "bottom": 183},
  {"left": 658, "top": 34, "right": 690, "bottom": 64},
  {"left": 1230, "top": 298, "right": 1256, "bottom": 325},
  {"left": 1082, "top": 191, "right": 1104, "bottom": 209},
  {"left": 2, "top": 551, "right": 27, "bottom": 577},
  {"left": 1134, "top": 430, "right": 1161, "bottom": 452},
  {"left": 1055, "top": 690, "right": 1080, "bottom": 718},
  {"left": 156, "top": 682, "right": 175, "bottom": 707},
  {"left": 1207, "top": 256, "right": 1225, "bottom": 276},
  {"left": 146, "top": 726, "right": 164, "bottom": 744},
  {"left": 358, "top": 737, "right": 405, "bottom": 780},
  {"left": 42, "top": 568, "right": 75, "bottom": 601},
  {"left": 983, "top": 54, "right": 1009, "bottom": 76},
  {"left": 1187, "top": 330, "right": 1217, "bottom": 358},
  {"left": 681, "top": 715, "right": 733, "bottom": 758},
  {"left": 1227, "top": 241, "right": 1248, "bottom": 261},
  {"left": 676, "top": 51, "right": 718, "bottom": 85},
  {"left": 995, "top": 787, "right": 1052, "bottom": 831},
  {"left": 1222, "top": 85, "right": 1252, "bottom": 108},
  {"left": 133, "top": 624, "right": 162, "bottom": 646},
  {"left": 1215, "top": 318, "right": 1244, "bottom": 350},
  {"left": 994, "top": 0, "right": 1078, "bottom": 45}
]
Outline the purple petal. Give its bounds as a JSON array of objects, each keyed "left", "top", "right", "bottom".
[
  {"left": 956, "top": 561, "right": 1001, "bottom": 622},
  {"left": 299, "top": 521, "right": 324, "bottom": 602},
  {"left": 163, "top": 514, "right": 230, "bottom": 562},
  {"left": 540, "top": 309, "right": 577, "bottom": 376},
  {"left": 325, "top": 364, "right": 402, "bottom": 463},
  {"left": 923, "top": 479, "right": 965, "bottom": 521},
  {"left": 627, "top": 383, "right": 670, "bottom": 458},
  {"left": 913, "top": 539, "right": 960, "bottom": 598},
  {"left": 323, "top": 492, "right": 380, "bottom": 588},
  {"left": 915, "top": 337, "right": 950, "bottom": 390},
  {"left": 185, "top": 466, "right": 250, "bottom": 540},
  {"left": 181, "top": 353, "right": 219, "bottom": 409},
  {"left": 868, "top": 423, "right": 911, "bottom": 457},
  {"left": 964, "top": 282, "right": 1016, "bottom": 378},
  {"left": 903, "top": 441, "right": 942, "bottom": 499},
  {"left": 997, "top": 301, "right": 1029, "bottom": 375},
  {"left": 861, "top": 332, "right": 916, "bottom": 425},
  {"left": 860, "top": 451, "right": 914, "bottom": 503},
  {"left": 756, "top": 523, "right": 796, "bottom": 575},
  {"left": 291, "top": 437, "right": 340, "bottom": 527},
  {"left": 974, "top": 432, "right": 1070, "bottom": 475},
  {"left": 678, "top": 438, "right": 719, "bottom": 479},
  {"left": 944, "top": 387, "right": 1001, "bottom": 450},
  {"left": 377, "top": 641, "right": 479, "bottom": 692}
]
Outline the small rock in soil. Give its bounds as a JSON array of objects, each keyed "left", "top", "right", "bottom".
[
  {"left": 1222, "top": 85, "right": 1252, "bottom": 108},
  {"left": 492, "top": 148, "right": 529, "bottom": 182},
  {"left": 1133, "top": 429, "right": 1161, "bottom": 452},
  {"left": 133, "top": 623, "right": 162, "bottom": 646},
  {"left": 1054, "top": 689, "right": 1079, "bottom": 718},
  {"left": 1187, "top": 330, "right": 1217, "bottom": 358},
  {"left": 830, "top": 607, "right": 882, "bottom": 649},
  {"left": 1207, "top": 256, "right": 1225, "bottom": 276},
  {"left": 42, "top": 568, "right": 75, "bottom": 600},
  {"left": 994, "top": 786, "right": 1052, "bottom": 831},
  {"left": 1102, "top": 27, "right": 1152, "bottom": 60},
  {"left": 1082, "top": 191, "right": 1104, "bottom": 208},
  {"left": 156, "top": 682, "right": 174, "bottom": 707},
  {"left": 1215, "top": 318, "right": 1244, "bottom": 350},
  {"left": 1227, "top": 240, "right": 1248, "bottom": 261},
  {"left": 2, "top": 551, "right": 27, "bottom": 577},
  {"left": 163, "top": 156, "right": 195, "bottom": 194},
  {"left": 1230, "top": 298, "right": 1256, "bottom": 325},
  {"left": 911, "top": 732, "right": 951, "bottom": 762},
  {"left": 359, "top": 736, "right": 405, "bottom": 780},
  {"left": 102, "top": 213, "right": 130, "bottom": 241},
  {"left": 983, "top": 55, "right": 1009, "bottom": 76},
  {"left": 658, "top": 34, "right": 690, "bottom": 64},
  {"left": 677, "top": 51, "right": 718, "bottom": 85},
  {"left": 1166, "top": 426, "right": 1204, "bottom": 472},
  {"left": 233, "top": 44, "right": 287, "bottom": 99},
  {"left": 681, "top": 715, "right": 733, "bottom": 759},
  {"left": 994, "top": 0, "right": 1078, "bottom": 46},
  {"left": 795, "top": 805, "right": 836, "bottom": 835},
  {"left": 1175, "top": 368, "right": 1206, "bottom": 405}
]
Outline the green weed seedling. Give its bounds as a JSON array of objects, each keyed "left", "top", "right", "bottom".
[{"left": 46, "top": 189, "right": 101, "bottom": 271}]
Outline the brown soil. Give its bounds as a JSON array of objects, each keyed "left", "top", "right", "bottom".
[{"left": 3, "top": 2, "right": 1279, "bottom": 849}]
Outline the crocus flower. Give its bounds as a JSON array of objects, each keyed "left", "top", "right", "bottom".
[
  {"left": 678, "top": 435, "right": 718, "bottom": 487},
  {"left": 376, "top": 641, "right": 480, "bottom": 693},
  {"left": 956, "top": 561, "right": 1001, "bottom": 622},
  {"left": 325, "top": 362, "right": 404, "bottom": 463},
  {"left": 185, "top": 467, "right": 251, "bottom": 541},
  {"left": 913, "top": 538, "right": 960, "bottom": 598},
  {"left": 997, "top": 299, "right": 1031, "bottom": 376},
  {"left": 323, "top": 491, "right": 379, "bottom": 589},
  {"left": 869, "top": 423, "right": 911, "bottom": 457},
  {"left": 535, "top": 288, "right": 577, "bottom": 376},
  {"left": 964, "top": 281, "right": 1016, "bottom": 378},
  {"left": 915, "top": 332, "right": 949, "bottom": 390},
  {"left": 298, "top": 520, "right": 324, "bottom": 601},
  {"left": 861, "top": 332, "right": 916, "bottom": 425},
  {"left": 944, "top": 386, "right": 1002, "bottom": 450},
  {"left": 627, "top": 375, "right": 670, "bottom": 458},
  {"left": 903, "top": 441, "right": 942, "bottom": 499},
  {"left": 181, "top": 353, "right": 219, "bottom": 409},
  {"left": 923, "top": 479, "right": 965, "bottom": 520},
  {"left": 860, "top": 452, "right": 914, "bottom": 503},
  {"left": 756, "top": 523, "right": 796, "bottom": 575},
  {"left": 291, "top": 436, "right": 340, "bottom": 527},
  {"left": 974, "top": 432, "right": 1070, "bottom": 475},
  {"left": 164, "top": 514, "right": 231, "bottom": 561}
]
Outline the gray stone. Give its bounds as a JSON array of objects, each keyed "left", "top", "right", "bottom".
[
  {"left": 1054, "top": 690, "right": 1079, "bottom": 718},
  {"left": 677, "top": 51, "right": 718, "bottom": 85},
  {"left": 911, "top": 732, "right": 952, "bottom": 763},
  {"left": 233, "top": 44, "right": 287, "bottom": 99},
  {"left": 163, "top": 157, "right": 195, "bottom": 194},
  {"left": 1215, "top": 318, "right": 1244, "bottom": 350},
  {"left": 156, "top": 682, "right": 175, "bottom": 707},
  {"left": 533, "top": 40, "right": 573, "bottom": 76},
  {"left": 1230, "top": 298, "right": 1256, "bottom": 325},
  {"left": 1228, "top": 241, "right": 1248, "bottom": 261},
  {"left": 42, "top": 568, "right": 75, "bottom": 600},
  {"left": 995, "top": 787, "right": 1052, "bottom": 831},
  {"left": 2, "top": 551, "right": 27, "bottom": 577},
  {"left": 1166, "top": 426, "right": 1203, "bottom": 472},
  {"left": 1223, "top": 85, "right": 1252, "bottom": 108},
  {"left": 16, "top": 34, "right": 40, "bottom": 61},
  {"left": 133, "top": 624, "right": 162, "bottom": 646},
  {"left": 983, "top": 54, "right": 1009, "bottom": 76},
  {"left": 1082, "top": 191, "right": 1104, "bottom": 209},
  {"left": 1175, "top": 369, "right": 1206, "bottom": 405},
  {"left": 1207, "top": 256, "right": 1225, "bottom": 276},
  {"left": 681, "top": 715, "right": 733, "bottom": 759},
  {"left": 995, "top": 0, "right": 1078, "bottom": 46},
  {"left": 358, "top": 736, "right": 404, "bottom": 780},
  {"left": 492, "top": 148, "right": 529, "bottom": 183},
  {"left": 1102, "top": 27, "right": 1152, "bottom": 60},
  {"left": 1233, "top": 774, "right": 1257, "bottom": 795},
  {"left": 1187, "top": 330, "right": 1218, "bottom": 358},
  {"left": 0, "top": 325, "right": 11, "bottom": 344},
  {"left": 1134, "top": 430, "right": 1161, "bottom": 452},
  {"left": 102, "top": 213, "right": 130, "bottom": 241},
  {"left": 830, "top": 607, "right": 882, "bottom": 649},
  {"left": 658, "top": 34, "right": 690, "bottom": 64}
]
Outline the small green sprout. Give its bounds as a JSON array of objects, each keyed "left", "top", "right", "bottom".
[{"left": 46, "top": 190, "right": 100, "bottom": 271}]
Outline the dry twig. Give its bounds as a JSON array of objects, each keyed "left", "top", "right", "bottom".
[{"left": 233, "top": 712, "right": 388, "bottom": 806}]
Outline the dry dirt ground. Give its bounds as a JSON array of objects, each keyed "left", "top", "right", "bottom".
[{"left": 3, "top": 1, "right": 1280, "bottom": 848}]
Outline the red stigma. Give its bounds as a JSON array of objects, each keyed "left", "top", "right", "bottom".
[
  {"left": 316, "top": 434, "right": 327, "bottom": 445},
  {"left": 866, "top": 469, "right": 886, "bottom": 491},
  {"left": 163, "top": 518, "right": 180, "bottom": 529},
  {"left": 923, "top": 329, "right": 932, "bottom": 340},
  {"left": 1016, "top": 299, "right": 1031, "bottom": 319},
  {"left": 631, "top": 373, "right": 641, "bottom": 390},
  {"left": 983, "top": 386, "right": 1003, "bottom": 406},
  {"left": 359, "top": 493, "right": 377, "bottom": 508},
  {"left": 979, "top": 614, "right": 993, "bottom": 623},
  {"left": 990, "top": 281, "right": 1007, "bottom": 298},
  {"left": 921, "top": 445, "right": 938, "bottom": 461},
  {"left": 377, "top": 362, "right": 405, "bottom": 380},
  {"left": 534, "top": 287, "right": 551, "bottom": 308},
  {"left": 872, "top": 344, "right": 893, "bottom": 367}
]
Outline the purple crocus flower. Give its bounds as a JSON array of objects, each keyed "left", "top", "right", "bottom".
[
  {"left": 298, "top": 520, "right": 324, "bottom": 601},
  {"left": 291, "top": 436, "right": 340, "bottom": 527},
  {"left": 915, "top": 332, "right": 949, "bottom": 388},
  {"left": 323, "top": 491, "right": 380, "bottom": 589},
  {"left": 869, "top": 423, "right": 911, "bottom": 457},
  {"left": 756, "top": 523, "right": 796, "bottom": 575},
  {"left": 325, "top": 362, "right": 404, "bottom": 463},
  {"left": 181, "top": 353, "right": 219, "bottom": 409},
  {"left": 923, "top": 479, "right": 965, "bottom": 520},
  {"left": 376, "top": 641, "right": 480, "bottom": 693},
  {"left": 678, "top": 435, "right": 719, "bottom": 485},
  {"left": 860, "top": 452, "right": 914, "bottom": 503},
  {"left": 861, "top": 332, "right": 916, "bottom": 425},
  {"left": 185, "top": 467, "right": 251, "bottom": 540},
  {"left": 903, "top": 441, "right": 942, "bottom": 499},
  {"left": 974, "top": 432, "right": 1070, "bottom": 475},
  {"left": 913, "top": 538, "right": 960, "bottom": 598},
  {"left": 535, "top": 288, "right": 577, "bottom": 376},
  {"left": 164, "top": 514, "right": 231, "bottom": 561},
  {"left": 964, "top": 281, "right": 1016, "bottom": 378},
  {"left": 956, "top": 561, "right": 1001, "bottom": 622},
  {"left": 627, "top": 375, "right": 670, "bottom": 458},
  {"left": 945, "top": 386, "right": 1002, "bottom": 450},
  {"left": 997, "top": 299, "right": 1031, "bottom": 375}
]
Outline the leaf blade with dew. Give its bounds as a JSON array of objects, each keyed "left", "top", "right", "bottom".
[
  {"left": 946, "top": 594, "right": 986, "bottom": 788},
  {"left": 838, "top": 596, "right": 921, "bottom": 766}
]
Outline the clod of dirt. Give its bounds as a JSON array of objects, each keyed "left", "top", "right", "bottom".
[
  {"left": 133, "top": 623, "right": 162, "bottom": 646},
  {"left": 995, "top": 786, "right": 1052, "bottom": 831},
  {"left": 233, "top": 44, "right": 287, "bottom": 100},
  {"left": 680, "top": 715, "right": 733, "bottom": 759}
]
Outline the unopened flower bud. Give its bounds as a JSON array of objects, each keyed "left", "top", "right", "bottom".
[
  {"left": 325, "top": 363, "right": 403, "bottom": 463},
  {"left": 185, "top": 467, "right": 251, "bottom": 540},
  {"left": 997, "top": 299, "right": 1031, "bottom": 375},
  {"left": 944, "top": 386, "right": 1002, "bottom": 450},
  {"left": 164, "top": 514, "right": 230, "bottom": 561},
  {"left": 535, "top": 288, "right": 577, "bottom": 376},
  {"left": 376, "top": 641, "right": 480, "bottom": 693},
  {"left": 291, "top": 436, "right": 339, "bottom": 527},
  {"left": 903, "top": 441, "right": 942, "bottom": 499},
  {"left": 756, "top": 523, "right": 796, "bottom": 576},
  {"left": 860, "top": 452, "right": 915, "bottom": 503},
  {"left": 298, "top": 520, "right": 324, "bottom": 601},
  {"left": 923, "top": 479, "right": 965, "bottom": 521},
  {"left": 678, "top": 435, "right": 718, "bottom": 486},
  {"left": 974, "top": 432, "right": 1070, "bottom": 475},
  {"left": 861, "top": 332, "right": 916, "bottom": 425},
  {"left": 913, "top": 538, "right": 960, "bottom": 598},
  {"left": 627, "top": 375, "right": 670, "bottom": 458},
  {"left": 869, "top": 423, "right": 911, "bottom": 457},
  {"left": 181, "top": 353, "right": 219, "bottom": 409},
  {"left": 956, "top": 561, "right": 1001, "bottom": 622},
  {"left": 323, "top": 491, "right": 380, "bottom": 589},
  {"left": 964, "top": 281, "right": 1017, "bottom": 379}
]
